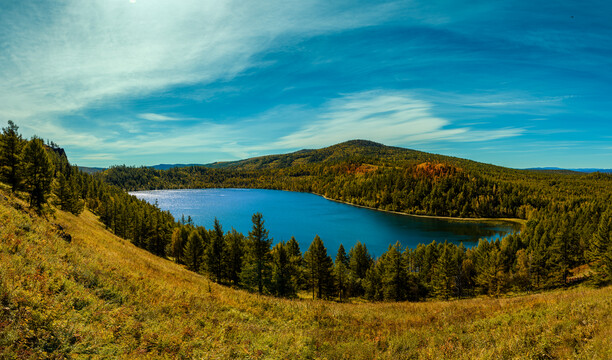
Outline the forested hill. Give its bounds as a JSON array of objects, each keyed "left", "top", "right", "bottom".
[
  {"left": 205, "top": 139, "right": 506, "bottom": 173},
  {"left": 99, "top": 139, "right": 611, "bottom": 220}
]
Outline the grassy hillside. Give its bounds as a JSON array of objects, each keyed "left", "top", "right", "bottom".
[{"left": 1, "top": 191, "right": 611, "bottom": 359}]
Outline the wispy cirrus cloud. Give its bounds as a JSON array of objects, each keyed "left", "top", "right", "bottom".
[
  {"left": 271, "top": 91, "right": 525, "bottom": 149},
  {"left": 139, "top": 113, "right": 184, "bottom": 122},
  {"left": 63, "top": 90, "right": 527, "bottom": 165},
  {"left": 0, "top": 0, "right": 400, "bottom": 126}
]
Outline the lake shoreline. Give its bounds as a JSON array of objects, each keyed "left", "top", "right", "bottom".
[
  {"left": 318, "top": 193, "right": 526, "bottom": 228},
  {"left": 131, "top": 187, "right": 526, "bottom": 229}
]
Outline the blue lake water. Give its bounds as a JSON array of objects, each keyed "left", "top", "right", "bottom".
[{"left": 131, "top": 188, "right": 520, "bottom": 257}]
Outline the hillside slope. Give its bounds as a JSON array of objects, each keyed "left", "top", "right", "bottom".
[
  {"left": 1, "top": 193, "right": 611, "bottom": 359},
  {"left": 205, "top": 140, "right": 507, "bottom": 173}
]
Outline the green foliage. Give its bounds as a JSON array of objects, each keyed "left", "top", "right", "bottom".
[
  {"left": 0, "top": 120, "right": 24, "bottom": 192},
  {"left": 184, "top": 229, "right": 204, "bottom": 272},
  {"left": 226, "top": 229, "right": 245, "bottom": 285},
  {"left": 169, "top": 225, "right": 189, "bottom": 264},
  {"left": 474, "top": 241, "right": 507, "bottom": 296},
  {"left": 380, "top": 242, "right": 409, "bottom": 301},
  {"left": 348, "top": 241, "right": 373, "bottom": 296},
  {"left": 286, "top": 236, "right": 306, "bottom": 290},
  {"left": 304, "top": 235, "right": 335, "bottom": 299},
  {"left": 22, "top": 137, "right": 54, "bottom": 211},
  {"left": 241, "top": 213, "right": 272, "bottom": 293},
  {"left": 588, "top": 209, "right": 612, "bottom": 286},
  {"left": 333, "top": 244, "right": 349, "bottom": 301},
  {"left": 432, "top": 241, "right": 457, "bottom": 300},
  {"left": 271, "top": 241, "right": 296, "bottom": 297},
  {"left": 53, "top": 168, "right": 84, "bottom": 215},
  {"left": 206, "top": 218, "right": 226, "bottom": 283}
]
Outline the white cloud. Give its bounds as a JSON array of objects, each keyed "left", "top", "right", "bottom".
[
  {"left": 139, "top": 113, "right": 183, "bottom": 122},
  {"left": 0, "top": 0, "right": 397, "bottom": 122},
  {"left": 271, "top": 91, "right": 525, "bottom": 149},
  {"left": 28, "top": 90, "right": 528, "bottom": 166}
]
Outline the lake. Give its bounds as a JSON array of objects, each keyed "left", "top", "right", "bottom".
[{"left": 131, "top": 188, "right": 520, "bottom": 257}]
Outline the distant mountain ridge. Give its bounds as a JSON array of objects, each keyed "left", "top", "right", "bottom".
[
  {"left": 150, "top": 163, "right": 205, "bottom": 170},
  {"left": 82, "top": 140, "right": 610, "bottom": 174},
  {"left": 526, "top": 167, "right": 612, "bottom": 174}
]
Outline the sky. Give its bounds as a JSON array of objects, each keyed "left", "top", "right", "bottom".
[{"left": 1, "top": 0, "right": 611, "bottom": 169}]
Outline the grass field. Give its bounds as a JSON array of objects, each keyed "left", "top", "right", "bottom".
[{"left": 1, "top": 192, "right": 611, "bottom": 359}]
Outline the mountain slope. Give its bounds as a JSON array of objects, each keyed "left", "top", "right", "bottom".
[
  {"left": 1, "top": 192, "right": 611, "bottom": 359},
  {"left": 205, "top": 140, "right": 506, "bottom": 173}
]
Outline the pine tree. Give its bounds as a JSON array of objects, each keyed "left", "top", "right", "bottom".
[
  {"left": 364, "top": 262, "right": 383, "bottom": 301},
  {"left": 226, "top": 229, "right": 245, "bottom": 285},
  {"left": 461, "top": 257, "right": 476, "bottom": 296},
  {"left": 54, "top": 172, "right": 69, "bottom": 209},
  {"left": 304, "top": 235, "right": 334, "bottom": 299},
  {"left": 380, "top": 242, "right": 407, "bottom": 301},
  {"left": 286, "top": 236, "right": 305, "bottom": 290},
  {"left": 240, "top": 213, "right": 272, "bottom": 293},
  {"left": 334, "top": 244, "right": 350, "bottom": 301},
  {"left": 0, "top": 120, "right": 24, "bottom": 192},
  {"left": 206, "top": 218, "right": 226, "bottom": 282},
  {"left": 547, "top": 228, "right": 576, "bottom": 287},
  {"left": 67, "top": 172, "right": 84, "bottom": 214},
  {"left": 53, "top": 171, "right": 83, "bottom": 215},
  {"left": 348, "top": 241, "right": 373, "bottom": 296},
  {"left": 22, "top": 137, "right": 54, "bottom": 211},
  {"left": 453, "top": 243, "right": 467, "bottom": 298},
  {"left": 432, "top": 241, "right": 457, "bottom": 300},
  {"left": 475, "top": 244, "right": 506, "bottom": 296},
  {"left": 170, "top": 226, "right": 190, "bottom": 264},
  {"left": 588, "top": 209, "right": 612, "bottom": 286},
  {"left": 184, "top": 229, "right": 204, "bottom": 272},
  {"left": 271, "top": 241, "right": 295, "bottom": 297},
  {"left": 513, "top": 248, "right": 532, "bottom": 291}
]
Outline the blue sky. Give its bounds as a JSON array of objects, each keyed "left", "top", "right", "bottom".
[{"left": 1, "top": 0, "right": 610, "bottom": 168}]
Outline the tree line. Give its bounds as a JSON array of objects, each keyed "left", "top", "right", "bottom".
[{"left": 2, "top": 121, "right": 611, "bottom": 302}]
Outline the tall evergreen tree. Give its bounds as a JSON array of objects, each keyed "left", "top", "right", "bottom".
[
  {"left": 380, "top": 242, "right": 407, "bottom": 301},
  {"left": 432, "top": 241, "right": 457, "bottom": 300},
  {"left": 53, "top": 171, "right": 84, "bottom": 215},
  {"left": 334, "top": 244, "right": 350, "bottom": 301},
  {"left": 184, "top": 229, "right": 204, "bottom": 272},
  {"left": 364, "top": 262, "right": 383, "bottom": 301},
  {"left": 513, "top": 248, "right": 532, "bottom": 291},
  {"left": 206, "top": 218, "right": 226, "bottom": 282},
  {"left": 286, "top": 236, "right": 305, "bottom": 290},
  {"left": 587, "top": 209, "right": 612, "bottom": 286},
  {"left": 271, "top": 241, "right": 295, "bottom": 297},
  {"left": 304, "top": 235, "right": 334, "bottom": 299},
  {"left": 475, "top": 244, "right": 507, "bottom": 296},
  {"left": 226, "top": 228, "right": 245, "bottom": 285},
  {"left": 0, "top": 120, "right": 24, "bottom": 192},
  {"left": 348, "top": 241, "right": 373, "bottom": 296},
  {"left": 170, "top": 226, "right": 188, "bottom": 264},
  {"left": 22, "top": 137, "right": 54, "bottom": 211},
  {"left": 241, "top": 213, "right": 272, "bottom": 293},
  {"left": 547, "top": 228, "right": 576, "bottom": 287}
]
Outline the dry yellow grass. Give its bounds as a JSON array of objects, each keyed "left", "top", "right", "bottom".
[{"left": 1, "top": 193, "right": 611, "bottom": 359}]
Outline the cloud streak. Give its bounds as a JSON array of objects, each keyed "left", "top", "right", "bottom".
[
  {"left": 139, "top": 113, "right": 184, "bottom": 122},
  {"left": 272, "top": 91, "right": 525, "bottom": 149},
  {"left": 0, "top": 0, "right": 397, "bottom": 122}
]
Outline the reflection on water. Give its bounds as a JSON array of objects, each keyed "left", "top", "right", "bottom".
[{"left": 131, "top": 188, "right": 520, "bottom": 257}]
